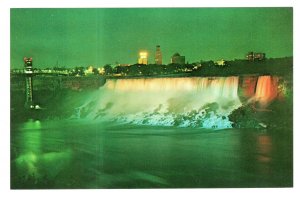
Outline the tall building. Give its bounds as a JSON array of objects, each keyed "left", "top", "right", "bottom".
[
  {"left": 138, "top": 51, "right": 148, "bottom": 65},
  {"left": 155, "top": 45, "right": 162, "bottom": 65},
  {"left": 171, "top": 53, "right": 185, "bottom": 65}
]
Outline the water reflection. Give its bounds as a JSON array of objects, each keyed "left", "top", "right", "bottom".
[
  {"left": 256, "top": 134, "right": 272, "bottom": 176},
  {"left": 11, "top": 120, "right": 292, "bottom": 188},
  {"left": 15, "top": 120, "right": 42, "bottom": 181},
  {"left": 257, "top": 135, "right": 272, "bottom": 163},
  {"left": 12, "top": 120, "right": 73, "bottom": 188}
]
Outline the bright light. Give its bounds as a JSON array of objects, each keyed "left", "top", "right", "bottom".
[
  {"left": 138, "top": 51, "right": 148, "bottom": 65},
  {"left": 139, "top": 52, "right": 148, "bottom": 58},
  {"left": 98, "top": 67, "right": 105, "bottom": 74}
]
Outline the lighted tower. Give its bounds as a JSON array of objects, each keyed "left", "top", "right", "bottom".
[
  {"left": 138, "top": 51, "right": 148, "bottom": 65},
  {"left": 23, "top": 57, "right": 34, "bottom": 108},
  {"left": 155, "top": 45, "right": 162, "bottom": 65}
]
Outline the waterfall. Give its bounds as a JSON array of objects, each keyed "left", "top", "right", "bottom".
[
  {"left": 78, "top": 77, "right": 242, "bottom": 129},
  {"left": 255, "top": 76, "right": 279, "bottom": 107}
]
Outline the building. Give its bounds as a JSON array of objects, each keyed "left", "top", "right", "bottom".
[
  {"left": 84, "top": 66, "right": 94, "bottom": 75},
  {"left": 246, "top": 52, "right": 266, "bottom": 61},
  {"left": 138, "top": 51, "right": 148, "bottom": 65},
  {"left": 118, "top": 64, "right": 131, "bottom": 67},
  {"left": 214, "top": 59, "right": 226, "bottom": 66},
  {"left": 171, "top": 53, "right": 185, "bottom": 65},
  {"left": 155, "top": 45, "right": 162, "bottom": 65}
]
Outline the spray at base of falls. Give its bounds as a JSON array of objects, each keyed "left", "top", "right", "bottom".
[
  {"left": 74, "top": 77, "right": 242, "bottom": 129},
  {"left": 73, "top": 76, "right": 282, "bottom": 129}
]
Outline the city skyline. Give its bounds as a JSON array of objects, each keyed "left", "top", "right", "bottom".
[{"left": 10, "top": 8, "right": 292, "bottom": 68}]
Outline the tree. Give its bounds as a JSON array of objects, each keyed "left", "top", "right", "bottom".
[
  {"left": 104, "top": 64, "right": 113, "bottom": 75},
  {"left": 72, "top": 66, "right": 85, "bottom": 76},
  {"left": 92, "top": 67, "right": 99, "bottom": 75}
]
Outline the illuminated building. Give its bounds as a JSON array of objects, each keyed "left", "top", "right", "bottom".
[
  {"left": 23, "top": 57, "right": 34, "bottom": 108},
  {"left": 171, "top": 53, "right": 185, "bottom": 65},
  {"left": 214, "top": 59, "right": 226, "bottom": 66},
  {"left": 155, "top": 45, "right": 162, "bottom": 65},
  {"left": 98, "top": 67, "right": 105, "bottom": 75},
  {"left": 246, "top": 52, "right": 266, "bottom": 61},
  {"left": 118, "top": 64, "right": 131, "bottom": 67},
  {"left": 84, "top": 66, "right": 94, "bottom": 75},
  {"left": 138, "top": 51, "right": 148, "bottom": 65}
]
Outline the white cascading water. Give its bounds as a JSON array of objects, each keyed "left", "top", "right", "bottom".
[
  {"left": 76, "top": 77, "right": 242, "bottom": 129},
  {"left": 254, "top": 76, "right": 279, "bottom": 107}
]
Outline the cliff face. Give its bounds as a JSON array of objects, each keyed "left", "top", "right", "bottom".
[{"left": 11, "top": 75, "right": 106, "bottom": 91}]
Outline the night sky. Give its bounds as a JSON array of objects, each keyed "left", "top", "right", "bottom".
[{"left": 10, "top": 8, "right": 292, "bottom": 68}]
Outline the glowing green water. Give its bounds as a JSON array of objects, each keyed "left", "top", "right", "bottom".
[{"left": 11, "top": 119, "right": 292, "bottom": 188}]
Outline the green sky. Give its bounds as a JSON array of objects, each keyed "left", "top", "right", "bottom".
[{"left": 10, "top": 8, "right": 293, "bottom": 68}]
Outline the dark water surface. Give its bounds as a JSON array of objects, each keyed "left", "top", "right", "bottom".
[{"left": 10, "top": 119, "right": 292, "bottom": 189}]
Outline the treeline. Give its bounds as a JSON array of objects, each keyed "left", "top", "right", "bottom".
[
  {"left": 107, "top": 57, "right": 292, "bottom": 78},
  {"left": 193, "top": 57, "right": 292, "bottom": 77},
  {"left": 105, "top": 63, "right": 196, "bottom": 76}
]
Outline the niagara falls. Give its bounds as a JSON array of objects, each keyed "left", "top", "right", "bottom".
[{"left": 9, "top": 7, "right": 293, "bottom": 189}]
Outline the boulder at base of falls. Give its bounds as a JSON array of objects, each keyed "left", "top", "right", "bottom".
[{"left": 228, "top": 100, "right": 292, "bottom": 129}]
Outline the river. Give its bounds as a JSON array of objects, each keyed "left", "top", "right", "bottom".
[
  {"left": 10, "top": 75, "right": 293, "bottom": 188},
  {"left": 11, "top": 120, "right": 292, "bottom": 188}
]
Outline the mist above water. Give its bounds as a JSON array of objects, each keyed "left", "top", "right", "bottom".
[
  {"left": 73, "top": 76, "right": 282, "bottom": 129},
  {"left": 74, "top": 77, "right": 242, "bottom": 129}
]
